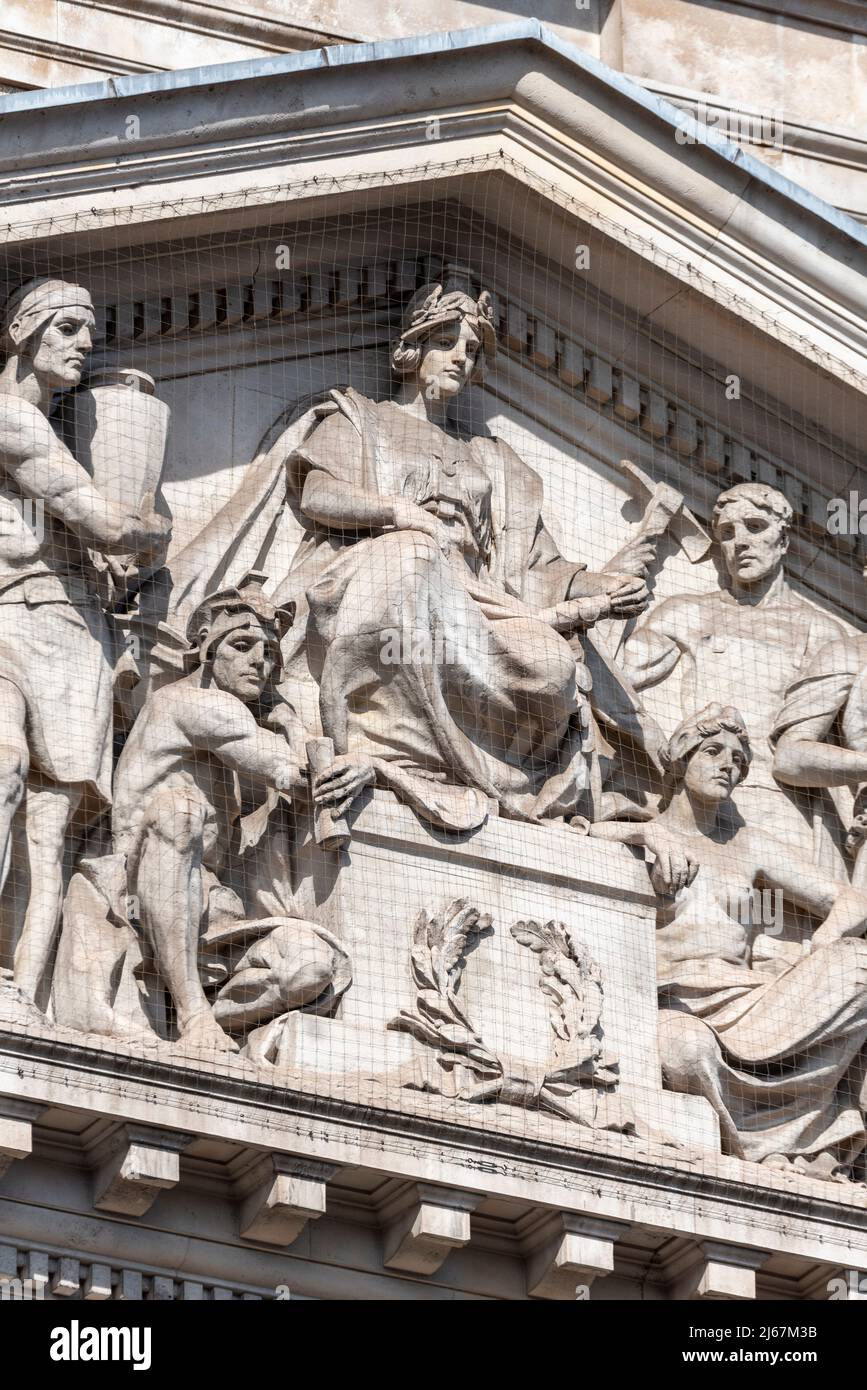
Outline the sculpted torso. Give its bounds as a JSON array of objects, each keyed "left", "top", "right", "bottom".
[
  {"left": 655, "top": 827, "right": 764, "bottom": 975},
  {"left": 112, "top": 679, "right": 247, "bottom": 856},
  {"left": 627, "top": 585, "right": 843, "bottom": 785}
]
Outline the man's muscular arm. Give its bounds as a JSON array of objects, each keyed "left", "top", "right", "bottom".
[
  {"left": 621, "top": 597, "right": 689, "bottom": 691},
  {"left": 773, "top": 711, "right": 867, "bottom": 788},
  {"left": 178, "top": 690, "right": 302, "bottom": 791},
  {"left": 0, "top": 396, "right": 168, "bottom": 555},
  {"left": 772, "top": 638, "right": 862, "bottom": 789},
  {"left": 749, "top": 826, "right": 867, "bottom": 945}
]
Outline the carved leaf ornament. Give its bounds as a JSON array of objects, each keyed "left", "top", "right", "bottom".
[{"left": 389, "top": 901, "right": 628, "bottom": 1129}]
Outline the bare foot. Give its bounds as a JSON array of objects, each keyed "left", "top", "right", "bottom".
[
  {"left": 792, "top": 1151, "right": 851, "bottom": 1183},
  {"left": 179, "top": 1010, "right": 238, "bottom": 1054},
  {"left": 760, "top": 1153, "right": 793, "bottom": 1173}
]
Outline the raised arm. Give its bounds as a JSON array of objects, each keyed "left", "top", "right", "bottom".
[{"left": 0, "top": 396, "right": 168, "bottom": 555}]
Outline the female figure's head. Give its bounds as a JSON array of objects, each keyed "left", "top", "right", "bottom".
[
  {"left": 1, "top": 278, "right": 96, "bottom": 393},
  {"left": 391, "top": 278, "right": 496, "bottom": 404},
  {"left": 661, "top": 704, "right": 751, "bottom": 808}
]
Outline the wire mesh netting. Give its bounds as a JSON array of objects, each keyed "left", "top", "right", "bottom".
[{"left": 0, "top": 159, "right": 865, "bottom": 1203}]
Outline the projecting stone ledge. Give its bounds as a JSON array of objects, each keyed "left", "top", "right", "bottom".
[
  {"left": 524, "top": 1214, "right": 628, "bottom": 1300},
  {"left": 238, "top": 1155, "right": 338, "bottom": 1247},
  {"left": 92, "top": 1125, "right": 191, "bottom": 1217},
  {"left": 669, "top": 1242, "right": 768, "bottom": 1301},
  {"left": 380, "top": 1184, "right": 481, "bottom": 1275},
  {"left": 0, "top": 1100, "right": 42, "bottom": 1178}
]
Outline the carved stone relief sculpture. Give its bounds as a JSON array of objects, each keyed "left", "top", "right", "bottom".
[
  {"left": 150, "top": 271, "right": 665, "bottom": 835},
  {"left": 0, "top": 278, "right": 170, "bottom": 1007},
  {"left": 623, "top": 483, "right": 847, "bottom": 868},
  {"left": 269, "top": 275, "right": 670, "bottom": 833},
  {"left": 1, "top": 259, "right": 863, "bottom": 1195},
  {"left": 591, "top": 704, "right": 867, "bottom": 1182},
  {"left": 53, "top": 573, "right": 355, "bottom": 1055},
  {"left": 388, "top": 898, "right": 636, "bottom": 1134}
]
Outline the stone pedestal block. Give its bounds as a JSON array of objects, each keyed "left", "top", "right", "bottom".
[{"left": 273, "top": 792, "right": 717, "bottom": 1149}]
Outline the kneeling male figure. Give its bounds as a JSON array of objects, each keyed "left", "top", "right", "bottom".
[{"left": 112, "top": 572, "right": 370, "bottom": 1051}]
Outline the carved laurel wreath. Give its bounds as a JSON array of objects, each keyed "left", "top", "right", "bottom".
[
  {"left": 388, "top": 899, "right": 501, "bottom": 1081},
  {"left": 510, "top": 918, "right": 618, "bottom": 1087},
  {"left": 389, "top": 900, "right": 630, "bottom": 1131}
]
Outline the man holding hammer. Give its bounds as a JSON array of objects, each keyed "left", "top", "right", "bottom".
[{"left": 621, "top": 481, "right": 847, "bottom": 868}]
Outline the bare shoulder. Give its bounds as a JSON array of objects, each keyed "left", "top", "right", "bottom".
[
  {"left": 173, "top": 683, "right": 259, "bottom": 740},
  {"left": 141, "top": 680, "right": 196, "bottom": 726},
  {"left": 148, "top": 678, "right": 237, "bottom": 717},
  {"left": 0, "top": 393, "right": 54, "bottom": 456},
  {"left": 638, "top": 589, "right": 709, "bottom": 634}
]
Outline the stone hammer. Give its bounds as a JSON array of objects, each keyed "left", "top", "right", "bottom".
[{"left": 618, "top": 458, "right": 712, "bottom": 564}]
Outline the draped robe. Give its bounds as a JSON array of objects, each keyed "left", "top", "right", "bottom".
[{"left": 273, "top": 388, "right": 653, "bottom": 831}]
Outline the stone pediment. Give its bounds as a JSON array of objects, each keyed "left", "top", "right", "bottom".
[
  {"left": 1, "top": 19, "right": 867, "bottom": 1306},
  {"left": 1, "top": 23, "right": 865, "bottom": 618},
  {"left": 1, "top": 21, "right": 865, "bottom": 387}
]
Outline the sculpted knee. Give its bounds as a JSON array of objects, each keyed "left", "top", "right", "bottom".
[
  {"left": 823, "top": 935, "right": 867, "bottom": 991},
  {"left": 144, "top": 788, "right": 209, "bottom": 853},
  {"left": 659, "top": 1010, "right": 721, "bottom": 1092},
  {"left": 387, "top": 529, "right": 442, "bottom": 575},
  {"left": 0, "top": 741, "right": 28, "bottom": 807},
  {"left": 214, "top": 921, "right": 350, "bottom": 1031}
]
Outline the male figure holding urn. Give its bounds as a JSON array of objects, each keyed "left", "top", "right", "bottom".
[{"left": 0, "top": 277, "right": 169, "bottom": 1004}]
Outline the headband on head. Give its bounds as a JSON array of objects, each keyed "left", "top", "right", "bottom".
[
  {"left": 661, "top": 703, "right": 751, "bottom": 785},
  {"left": 1, "top": 277, "right": 94, "bottom": 349}
]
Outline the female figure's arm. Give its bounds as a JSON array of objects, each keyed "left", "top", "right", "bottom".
[
  {"left": 301, "top": 468, "right": 453, "bottom": 554},
  {"left": 290, "top": 405, "right": 450, "bottom": 550},
  {"left": 751, "top": 830, "right": 867, "bottom": 945},
  {"left": 300, "top": 468, "right": 398, "bottom": 532},
  {"left": 589, "top": 818, "right": 701, "bottom": 895},
  {"left": 303, "top": 456, "right": 464, "bottom": 558}
]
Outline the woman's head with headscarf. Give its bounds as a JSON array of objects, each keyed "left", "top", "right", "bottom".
[
  {"left": 391, "top": 271, "right": 496, "bottom": 397},
  {"left": 1, "top": 278, "right": 95, "bottom": 390},
  {"left": 660, "top": 703, "right": 751, "bottom": 806}
]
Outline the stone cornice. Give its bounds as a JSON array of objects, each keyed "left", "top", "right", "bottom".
[
  {"left": 0, "top": 1026, "right": 864, "bottom": 1268},
  {"left": 70, "top": 0, "right": 361, "bottom": 53},
  {"left": 0, "top": 27, "right": 163, "bottom": 78},
  {"left": 641, "top": 79, "right": 867, "bottom": 173},
  {"left": 0, "top": 23, "right": 863, "bottom": 388},
  {"left": 681, "top": 0, "right": 867, "bottom": 39}
]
